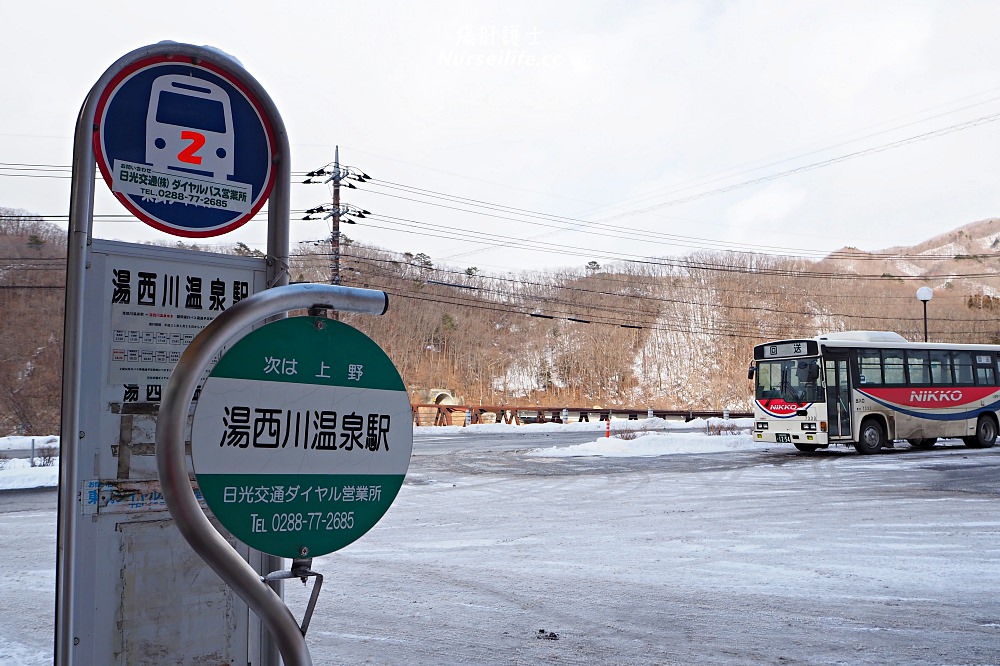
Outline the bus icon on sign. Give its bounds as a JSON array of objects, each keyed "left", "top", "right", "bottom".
[{"left": 145, "top": 75, "right": 235, "bottom": 179}]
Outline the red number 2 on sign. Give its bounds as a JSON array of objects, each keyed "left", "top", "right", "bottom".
[{"left": 178, "top": 131, "right": 206, "bottom": 165}]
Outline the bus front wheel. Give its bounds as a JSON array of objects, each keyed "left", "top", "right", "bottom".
[
  {"left": 855, "top": 419, "right": 886, "bottom": 454},
  {"left": 964, "top": 415, "right": 998, "bottom": 449}
]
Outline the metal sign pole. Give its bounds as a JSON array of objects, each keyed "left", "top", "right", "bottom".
[
  {"left": 55, "top": 84, "right": 100, "bottom": 666},
  {"left": 57, "top": 41, "right": 292, "bottom": 665},
  {"left": 156, "top": 283, "right": 389, "bottom": 666}
]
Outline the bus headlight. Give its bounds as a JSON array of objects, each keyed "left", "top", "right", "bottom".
[
  {"left": 756, "top": 422, "right": 768, "bottom": 430},
  {"left": 801, "top": 422, "right": 817, "bottom": 431}
]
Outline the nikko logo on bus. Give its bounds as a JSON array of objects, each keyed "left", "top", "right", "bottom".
[
  {"left": 756, "top": 399, "right": 810, "bottom": 418},
  {"left": 909, "top": 389, "right": 964, "bottom": 403}
]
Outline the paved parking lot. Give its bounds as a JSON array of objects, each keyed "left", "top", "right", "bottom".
[
  {"left": 287, "top": 435, "right": 1000, "bottom": 665},
  {"left": 4, "top": 433, "right": 1000, "bottom": 664}
]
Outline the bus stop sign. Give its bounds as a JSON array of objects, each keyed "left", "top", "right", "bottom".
[
  {"left": 190, "top": 316, "right": 412, "bottom": 558},
  {"left": 93, "top": 52, "right": 276, "bottom": 237}
]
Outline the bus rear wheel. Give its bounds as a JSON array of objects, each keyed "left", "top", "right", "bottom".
[
  {"left": 963, "top": 415, "right": 998, "bottom": 449},
  {"left": 855, "top": 418, "right": 886, "bottom": 454},
  {"left": 907, "top": 438, "right": 937, "bottom": 449}
]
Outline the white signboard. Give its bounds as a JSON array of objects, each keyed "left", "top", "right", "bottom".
[{"left": 105, "top": 250, "right": 257, "bottom": 401}]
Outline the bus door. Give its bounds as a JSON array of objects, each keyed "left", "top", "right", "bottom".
[{"left": 824, "top": 352, "right": 852, "bottom": 439}]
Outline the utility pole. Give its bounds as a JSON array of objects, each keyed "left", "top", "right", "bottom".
[
  {"left": 330, "top": 146, "right": 342, "bottom": 287},
  {"left": 302, "top": 151, "right": 372, "bottom": 318}
]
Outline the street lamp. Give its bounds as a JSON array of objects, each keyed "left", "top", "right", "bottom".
[{"left": 916, "top": 286, "right": 933, "bottom": 342}]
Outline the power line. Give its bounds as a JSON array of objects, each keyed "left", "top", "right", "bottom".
[
  {"left": 327, "top": 251, "right": 1000, "bottom": 327},
  {"left": 7, "top": 96, "right": 1000, "bottom": 265},
  {"left": 351, "top": 280, "right": 984, "bottom": 341},
  {"left": 585, "top": 91, "right": 1000, "bottom": 214},
  {"left": 325, "top": 250, "right": 994, "bottom": 303},
  {"left": 603, "top": 110, "right": 1000, "bottom": 222},
  {"left": 358, "top": 180, "right": 1000, "bottom": 264},
  {"left": 339, "top": 213, "right": 1000, "bottom": 282},
  {"left": 347, "top": 108, "right": 1000, "bottom": 260}
]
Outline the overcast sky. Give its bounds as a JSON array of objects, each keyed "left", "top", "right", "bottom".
[{"left": 3, "top": 1, "right": 1000, "bottom": 272}]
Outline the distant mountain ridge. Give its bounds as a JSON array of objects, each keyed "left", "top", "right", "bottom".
[{"left": 821, "top": 217, "right": 1000, "bottom": 296}]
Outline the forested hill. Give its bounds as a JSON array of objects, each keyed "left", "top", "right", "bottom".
[{"left": 3, "top": 205, "right": 1000, "bottom": 435}]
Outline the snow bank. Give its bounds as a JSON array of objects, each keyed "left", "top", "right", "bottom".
[
  {"left": 0, "top": 435, "right": 59, "bottom": 453},
  {"left": 415, "top": 416, "right": 753, "bottom": 435},
  {"left": 0, "top": 457, "right": 60, "bottom": 491}
]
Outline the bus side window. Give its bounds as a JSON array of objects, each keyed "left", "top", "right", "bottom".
[
  {"left": 859, "top": 349, "right": 883, "bottom": 385},
  {"left": 906, "top": 350, "right": 930, "bottom": 385},
  {"left": 953, "top": 351, "right": 975, "bottom": 386},
  {"left": 929, "top": 350, "right": 952, "bottom": 385},
  {"left": 883, "top": 350, "right": 905, "bottom": 385},
  {"left": 975, "top": 354, "right": 996, "bottom": 386}
]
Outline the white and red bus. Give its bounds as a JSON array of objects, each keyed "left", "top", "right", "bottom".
[{"left": 750, "top": 331, "right": 1000, "bottom": 454}]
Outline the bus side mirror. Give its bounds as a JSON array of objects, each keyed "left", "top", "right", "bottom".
[{"left": 747, "top": 364, "right": 756, "bottom": 380}]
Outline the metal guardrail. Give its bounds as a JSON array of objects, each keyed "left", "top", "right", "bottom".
[{"left": 410, "top": 404, "right": 752, "bottom": 426}]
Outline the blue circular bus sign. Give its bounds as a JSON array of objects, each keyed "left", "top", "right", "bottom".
[{"left": 93, "top": 53, "right": 276, "bottom": 238}]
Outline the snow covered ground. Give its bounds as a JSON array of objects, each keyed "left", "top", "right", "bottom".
[
  {"left": 5, "top": 420, "right": 1000, "bottom": 664},
  {"left": 0, "top": 419, "right": 763, "bottom": 491},
  {"left": 0, "top": 436, "right": 60, "bottom": 491}
]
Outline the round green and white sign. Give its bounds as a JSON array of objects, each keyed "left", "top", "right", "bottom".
[{"left": 191, "top": 315, "right": 412, "bottom": 558}]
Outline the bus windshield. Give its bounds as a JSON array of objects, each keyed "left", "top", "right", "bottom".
[
  {"left": 755, "top": 357, "right": 824, "bottom": 403},
  {"left": 155, "top": 90, "right": 228, "bottom": 133}
]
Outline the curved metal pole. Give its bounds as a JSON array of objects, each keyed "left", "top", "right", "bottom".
[{"left": 156, "top": 283, "right": 388, "bottom": 666}]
